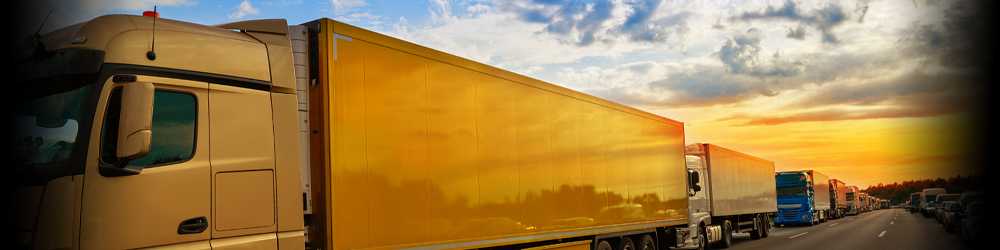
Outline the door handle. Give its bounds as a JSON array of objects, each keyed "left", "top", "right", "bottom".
[{"left": 177, "top": 216, "right": 208, "bottom": 234}]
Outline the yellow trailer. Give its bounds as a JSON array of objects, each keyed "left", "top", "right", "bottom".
[{"left": 302, "top": 19, "right": 691, "bottom": 249}]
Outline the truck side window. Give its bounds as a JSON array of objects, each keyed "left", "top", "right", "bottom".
[{"left": 101, "top": 88, "right": 197, "bottom": 167}]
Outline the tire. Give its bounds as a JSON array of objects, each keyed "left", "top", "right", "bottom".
[
  {"left": 636, "top": 235, "right": 656, "bottom": 250},
  {"left": 596, "top": 240, "right": 613, "bottom": 250},
  {"left": 761, "top": 216, "right": 770, "bottom": 238},
  {"left": 619, "top": 237, "right": 636, "bottom": 250},
  {"left": 749, "top": 216, "right": 762, "bottom": 240},
  {"left": 696, "top": 227, "right": 708, "bottom": 250},
  {"left": 715, "top": 221, "right": 733, "bottom": 249}
]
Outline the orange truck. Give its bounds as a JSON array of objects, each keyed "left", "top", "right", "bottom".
[{"left": 13, "top": 14, "right": 702, "bottom": 250}]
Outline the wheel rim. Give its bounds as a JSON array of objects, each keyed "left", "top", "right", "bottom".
[
  {"left": 640, "top": 236, "right": 655, "bottom": 250},
  {"left": 621, "top": 238, "right": 636, "bottom": 250},
  {"left": 700, "top": 231, "right": 707, "bottom": 250},
  {"left": 597, "top": 240, "right": 613, "bottom": 250}
]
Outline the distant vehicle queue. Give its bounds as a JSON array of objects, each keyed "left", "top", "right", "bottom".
[{"left": 907, "top": 188, "right": 983, "bottom": 245}]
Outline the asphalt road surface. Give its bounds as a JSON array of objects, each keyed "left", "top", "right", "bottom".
[{"left": 723, "top": 208, "right": 975, "bottom": 250}]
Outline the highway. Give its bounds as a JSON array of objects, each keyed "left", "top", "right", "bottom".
[{"left": 724, "top": 208, "right": 973, "bottom": 250}]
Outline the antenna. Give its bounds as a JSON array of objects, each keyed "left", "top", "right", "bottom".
[
  {"left": 35, "top": 9, "right": 54, "bottom": 38},
  {"left": 146, "top": 6, "right": 158, "bottom": 60},
  {"left": 29, "top": 8, "right": 54, "bottom": 53}
]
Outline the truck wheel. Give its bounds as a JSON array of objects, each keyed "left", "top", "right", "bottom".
[
  {"left": 749, "top": 216, "right": 762, "bottom": 240},
  {"left": 619, "top": 237, "right": 636, "bottom": 250},
  {"left": 596, "top": 240, "right": 613, "bottom": 250},
  {"left": 636, "top": 235, "right": 655, "bottom": 250},
  {"left": 715, "top": 221, "right": 733, "bottom": 249},
  {"left": 696, "top": 227, "right": 708, "bottom": 250}
]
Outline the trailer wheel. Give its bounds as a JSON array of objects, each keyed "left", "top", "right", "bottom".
[
  {"left": 619, "top": 237, "right": 636, "bottom": 250},
  {"left": 596, "top": 240, "right": 613, "bottom": 250},
  {"left": 761, "top": 216, "right": 770, "bottom": 238},
  {"left": 749, "top": 216, "right": 762, "bottom": 240},
  {"left": 636, "top": 235, "right": 655, "bottom": 250}
]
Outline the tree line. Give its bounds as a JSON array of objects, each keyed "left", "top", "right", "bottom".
[{"left": 862, "top": 175, "right": 982, "bottom": 204}]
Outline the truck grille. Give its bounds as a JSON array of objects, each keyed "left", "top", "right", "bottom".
[
  {"left": 777, "top": 207, "right": 807, "bottom": 223},
  {"left": 780, "top": 210, "right": 801, "bottom": 220}
]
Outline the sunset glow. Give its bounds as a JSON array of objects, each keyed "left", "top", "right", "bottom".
[{"left": 24, "top": 0, "right": 984, "bottom": 188}]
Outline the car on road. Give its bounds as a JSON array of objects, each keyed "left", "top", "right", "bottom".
[
  {"left": 960, "top": 201, "right": 983, "bottom": 245},
  {"left": 920, "top": 188, "right": 947, "bottom": 217},
  {"left": 933, "top": 194, "right": 960, "bottom": 223},
  {"left": 939, "top": 201, "right": 962, "bottom": 233},
  {"left": 959, "top": 191, "right": 982, "bottom": 208}
]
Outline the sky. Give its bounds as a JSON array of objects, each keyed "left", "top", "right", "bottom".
[{"left": 25, "top": 0, "right": 985, "bottom": 188}]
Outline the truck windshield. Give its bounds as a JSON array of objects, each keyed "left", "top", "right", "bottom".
[
  {"left": 14, "top": 80, "right": 97, "bottom": 183},
  {"left": 777, "top": 186, "right": 807, "bottom": 196},
  {"left": 939, "top": 195, "right": 960, "bottom": 202},
  {"left": 924, "top": 195, "right": 938, "bottom": 203}
]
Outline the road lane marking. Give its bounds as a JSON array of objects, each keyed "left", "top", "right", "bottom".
[
  {"left": 828, "top": 222, "right": 839, "bottom": 227},
  {"left": 878, "top": 230, "right": 886, "bottom": 238},
  {"left": 890, "top": 221, "right": 894, "bottom": 225},
  {"left": 789, "top": 232, "right": 809, "bottom": 239}
]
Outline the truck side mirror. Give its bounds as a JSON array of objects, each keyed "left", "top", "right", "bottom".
[{"left": 116, "top": 82, "right": 155, "bottom": 160}]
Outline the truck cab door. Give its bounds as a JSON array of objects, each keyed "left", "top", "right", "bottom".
[
  {"left": 207, "top": 84, "right": 278, "bottom": 249},
  {"left": 685, "top": 156, "right": 710, "bottom": 214},
  {"left": 80, "top": 76, "right": 211, "bottom": 249}
]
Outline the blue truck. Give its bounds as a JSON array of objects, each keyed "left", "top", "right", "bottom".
[{"left": 775, "top": 170, "right": 832, "bottom": 226}]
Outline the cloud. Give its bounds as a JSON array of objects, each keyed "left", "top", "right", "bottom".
[
  {"left": 735, "top": 107, "right": 953, "bottom": 126},
  {"left": 229, "top": 0, "right": 259, "bottom": 19},
  {"left": 711, "top": 19, "right": 725, "bottom": 30},
  {"left": 507, "top": 0, "right": 615, "bottom": 46},
  {"left": 792, "top": 70, "right": 974, "bottom": 108},
  {"left": 428, "top": 0, "right": 455, "bottom": 24},
  {"left": 717, "top": 28, "right": 803, "bottom": 77},
  {"left": 332, "top": 0, "right": 366, "bottom": 13},
  {"left": 854, "top": 0, "right": 871, "bottom": 23},
  {"left": 107, "top": 0, "right": 196, "bottom": 10},
  {"left": 727, "top": 69, "right": 980, "bottom": 125},
  {"left": 647, "top": 67, "right": 758, "bottom": 106},
  {"left": 898, "top": 0, "right": 986, "bottom": 69},
  {"left": 734, "top": 0, "right": 848, "bottom": 44},
  {"left": 386, "top": 10, "right": 636, "bottom": 71},
  {"left": 786, "top": 25, "right": 807, "bottom": 40},
  {"left": 576, "top": 64, "right": 769, "bottom": 108},
  {"left": 466, "top": 3, "right": 491, "bottom": 16},
  {"left": 616, "top": 0, "right": 691, "bottom": 43},
  {"left": 503, "top": 0, "right": 690, "bottom": 46}
]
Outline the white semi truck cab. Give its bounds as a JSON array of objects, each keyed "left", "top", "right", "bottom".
[{"left": 675, "top": 144, "right": 777, "bottom": 249}]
